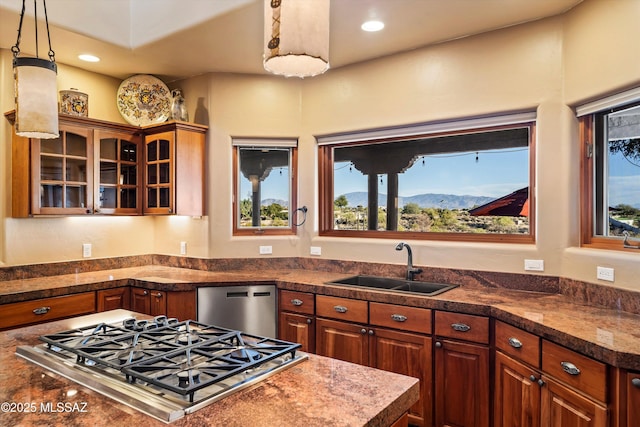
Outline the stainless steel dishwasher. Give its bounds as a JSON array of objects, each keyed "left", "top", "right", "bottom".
[{"left": 197, "top": 285, "right": 277, "bottom": 338}]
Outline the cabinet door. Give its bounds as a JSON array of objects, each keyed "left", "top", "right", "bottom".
[
  {"left": 540, "top": 376, "right": 607, "bottom": 427},
  {"left": 434, "top": 339, "right": 490, "bottom": 427},
  {"left": 32, "top": 124, "right": 94, "bottom": 215},
  {"left": 279, "top": 312, "right": 315, "bottom": 353},
  {"left": 131, "top": 288, "right": 151, "bottom": 314},
  {"left": 94, "top": 130, "right": 142, "bottom": 215},
  {"left": 316, "top": 317, "right": 368, "bottom": 365},
  {"left": 626, "top": 371, "right": 640, "bottom": 427},
  {"left": 166, "top": 291, "right": 196, "bottom": 321},
  {"left": 494, "top": 351, "right": 541, "bottom": 427},
  {"left": 97, "top": 288, "right": 130, "bottom": 312},
  {"left": 370, "top": 328, "right": 432, "bottom": 427},
  {"left": 150, "top": 290, "right": 167, "bottom": 316},
  {"left": 144, "top": 131, "right": 175, "bottom": 214}
]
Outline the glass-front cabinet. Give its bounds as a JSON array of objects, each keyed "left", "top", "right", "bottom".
[
  {"left": 33, "top": 125, "right": 93, "bottom": 215},
  {"left": 95, "top": 130, "right": 141, "bottom": 215}
]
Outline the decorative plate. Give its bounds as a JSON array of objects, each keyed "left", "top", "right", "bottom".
[
  {"left": 117, "top": 74, "right": 171, "bottom": 126},
  {"left": 60, "top": 89, "right": 88, "bottom": 117}
]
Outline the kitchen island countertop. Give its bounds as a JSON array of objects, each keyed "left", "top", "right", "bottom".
[{"left": 0, "top": 310, "right": 419, "bottom": 427}]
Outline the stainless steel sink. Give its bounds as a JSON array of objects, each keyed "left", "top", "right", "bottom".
[{"left": 327, "top": 275, "right": 458, "bottom": 297}]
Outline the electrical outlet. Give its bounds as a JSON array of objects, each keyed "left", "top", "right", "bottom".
[
  {"left": 82, "top": 243, "right": 92, "bottom": 258},
  {"left": 259, "top": 245, "right": 272, "bottom": 255},
  {"left": 596, "top": 266, "right": 614, "bottom": 282},
  {"left": 180, "top": 241, "right": 187, "bottom": 255},
  {"left": 310, "top": 246, "right": 322, "bottom": 256},
  {"left": 524, "top": 259, "right": 544, "bottom": 271}
]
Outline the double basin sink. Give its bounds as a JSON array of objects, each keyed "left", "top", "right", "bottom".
[{"left": 327, "top": 275, "right": 458, "bottom": 297}]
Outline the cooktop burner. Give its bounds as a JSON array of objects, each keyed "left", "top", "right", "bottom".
[{"left": 17, "top": 315, "right": 306, "bottom": 422}]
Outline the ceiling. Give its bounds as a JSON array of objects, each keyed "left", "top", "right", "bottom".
[{"left": 0, "top": 0, "right": 584, "bottom": 83}]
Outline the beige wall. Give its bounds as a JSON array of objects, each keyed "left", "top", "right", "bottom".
[{"left": 1, "top": 0, "right": 639, "bottom": 292}]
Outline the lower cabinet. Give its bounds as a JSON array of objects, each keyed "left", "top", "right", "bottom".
[
  {"left": 623, "top": 369, "right": 640, "bottom": 427},
  {"left": 315, "top": 295, "right": 433, "bottom": 427},
  {"left": 278, "top": 290, "right": 315, "bottom": 353},
  {"left": 0, "top": 292, "right": 96, "bottom": 330},
  {"left": 96, "top": 287, "right": 130, "bottom": 312},
  {"left": 494, "top": 320, "right": 608, "bottom": 427},
  {"left": 130, "top": 287, "right": 195, "bottom": 320},
  {"left": 434, "top": 311, "right": 490, "bottom": 427}
]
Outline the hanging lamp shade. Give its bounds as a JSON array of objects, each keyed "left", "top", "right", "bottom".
[
  {"left": 263, "top": 0, "right": 330, "bottom": 78},
  {"left": 12, "top": 0, "right": 59, "bottom": 139}
]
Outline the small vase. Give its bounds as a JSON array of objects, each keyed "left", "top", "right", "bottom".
[{"left": 170, "top": 89, "right": 189, "bottom": 121}]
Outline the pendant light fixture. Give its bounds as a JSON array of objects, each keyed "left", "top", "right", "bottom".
[
  {"left": 263, "top": 0, "right": 330, "bottom": 78},
  {"left": 12, "top": 0, "right": 59, "bottom": 139}
]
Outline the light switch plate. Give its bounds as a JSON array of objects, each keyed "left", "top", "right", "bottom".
[
  {"left": 180, "top": 241, "right": 187, "bottom": 255},
  {"left": 524, "top": 259, "right": 544, "bottom": 271},
  {"left": 259, "top": 245, "right": 272, "bottom": 255},
  {"left": 82, "top": 243, "right": 92, "bottom": 258}
]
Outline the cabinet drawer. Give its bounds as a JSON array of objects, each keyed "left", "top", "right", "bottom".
[
  {"left": 434, "top": 311, "right": 489, "bottom": 344},
  {"left": 495, "top": 320, "right": 540, "bottom": 368},
  {"left": 316, "top": 295, "right": 368, "bottom": 324},
  {"left": 542, "top": 340, "right": 607, "bottom": 403},
  {"left": 0, "top": 292, "right": 96, "bottom": 330},
  {"left": 370, "top": 302, "right": 431, "bottom": 334},
  {"left": 279, "top": 290, "right": 315, "bottom": 315}
]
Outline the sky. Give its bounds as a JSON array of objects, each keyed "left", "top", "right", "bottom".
[{"left": 608, "top": 151, "right": 640, "bottom": 208}]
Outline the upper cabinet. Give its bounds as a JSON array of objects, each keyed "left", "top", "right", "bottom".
[
  {"left": 6, "top": 112, "right": 207, "bottom": 217},
  {"left": 143, "top": 121, "right": 207, "bottom": 216}
]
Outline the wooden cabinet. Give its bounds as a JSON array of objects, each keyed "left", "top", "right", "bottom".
[
  {"left": 96, "top": 287, "right": 130, "bottom": 311},
  {"left": 7, "top": 112, "right": 206, "bottom": 217},
  {"left": 315, "top": 296, "right": 433, "bottom": 427},
  {"left": 494, "top": 320, "right": 608, "bottom": 427},
  {"left": 278, "top": 290, "right": 315, "bottom": 353},
  {"left": 434, "top": 311, "right": 490, "bottom": 427},
  {"left": 0, "top": 292, "right": 95, "bottom": 330},
  {"left": 130, "top": 288, "right": 196, "bottom": 321},
  {"left": 8, "top": 112, "right": 142, "bottom": 217},
  {"left": 143, "top": 121, "right": 206, "bottom": 215},
  {"left": 622, "top": 369, "right": 640, "bottom": 427}
]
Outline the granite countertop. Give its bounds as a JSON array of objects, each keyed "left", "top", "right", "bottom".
[
  {"left": 0, "top": 310, "right": 419, "bottom": 427},
  {"left": 1, "top": 265, "right": 640, "bottom": 370}
]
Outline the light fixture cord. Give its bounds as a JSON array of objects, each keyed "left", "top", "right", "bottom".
[{"left": 10, "top": 0, "right": 55, "bottom": 61}]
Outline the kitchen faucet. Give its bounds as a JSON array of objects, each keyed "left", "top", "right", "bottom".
[{"left": 395, "top": 242, "right": 422, "bottom": 281}]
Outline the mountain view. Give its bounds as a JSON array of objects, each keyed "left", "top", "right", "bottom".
[{"left": 337, "top": 192, "right": 495, "bottom": 210}]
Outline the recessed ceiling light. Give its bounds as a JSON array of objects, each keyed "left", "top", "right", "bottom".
[
  {"left": 78, "top": 54, "right": 100, "bottom": 63},
  {"left": 361, "top": 20, "right": 384, "bottom": 32}
]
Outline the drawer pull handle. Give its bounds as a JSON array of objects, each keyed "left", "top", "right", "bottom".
[
  {"left": 451, "top": 322, "right": 471, "bottom": 332},
  {"left": 32, "top": 306, "right": 51, "bottom": 315},
  {"left": 291, "top": 299, "right": 304, "bottom": 306},
  {"left": 631, "top": 378, "right": 640, "bottom": 388},
  {"left": 508, "top": 337, "right": 523, "bottom": 349},
  {"left": 391, "top": 314, "right": 408, "bottom": 322},
  {"left": 561, "top": 361, "right": 581, "bottom": 376},
  {"left": 334, "top": 305, "right": 348, "bottom": 313}
]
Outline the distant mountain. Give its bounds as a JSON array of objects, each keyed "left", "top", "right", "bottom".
[
  {"left": 261, "top": 198, "right": 288, "bottom": 206},
  {"left": 338, "top": 192, "right": 495, "bottom": 210}
]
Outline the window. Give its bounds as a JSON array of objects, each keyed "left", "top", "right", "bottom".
[
  {"left": 232, "top": 138, "right": 298, "bottom": 235},
  {"left": 579, "top": 94, "right": 640, "bottom": 250},
  {"left": 318, "top": 114, "right": 536, "bottom": 242}
]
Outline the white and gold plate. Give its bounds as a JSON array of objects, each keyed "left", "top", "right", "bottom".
[{"left": 117, "top": 74, "right": 171, "bottom": 126}]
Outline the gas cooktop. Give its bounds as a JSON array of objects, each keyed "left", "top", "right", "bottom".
[{"left": 16, "top": 316, "right": 306, "bottom": 423}]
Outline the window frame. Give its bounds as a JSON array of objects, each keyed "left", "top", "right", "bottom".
[
  {"left": 579, "top": 103, "right": 640, "bottom": 251},
  {"left": 232, "top": 138, "right": 298, "bottom": 236},
  {"left": 318, "top": 118, "right": 537, "bottom": 243}
]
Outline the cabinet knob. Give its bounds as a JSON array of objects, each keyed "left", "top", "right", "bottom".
[
  {"left": 368, "top": 329, "right": 374, "bottom": 335},
  {"left": 529, "top": 375, "right": 537, "bottom": 382},
  {"left": 537, "top": 378, "right": 546, "bottom": 387},
  {"left": 155, "top": 292, "right": 163, "bottom": 298},
  {"left": 291, "top": 299, "right": 303, "bottom": 306},
  {"left": 143, "top": 290, "right": 148, "bottom": 295},
  {"left": 435, "top": 341, "right": 442, "bottom": 348},
  {"left": 306, "top": 318, "right": 312, "bottom": 324},
  {"left": 631, "top": 378, "right": 640, "bottom": 388},
  {"left": 360, "top": 328, "right": 367, "bottom": 334}
]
